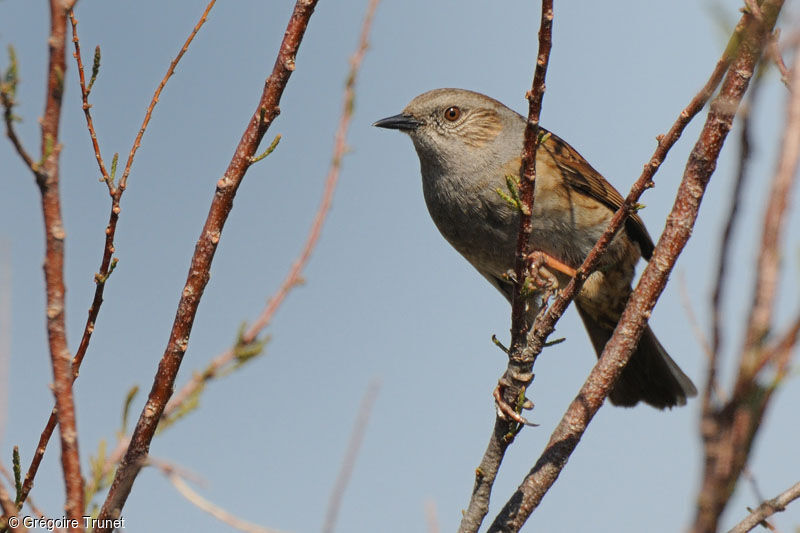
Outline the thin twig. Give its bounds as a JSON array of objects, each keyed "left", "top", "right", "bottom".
[
  {"left": 458, "top": 4, "right": 750, "bottom": 532},
  {"left": 102, "top": 0, "right": 376, "bottom": 485},
  {"left": 0, "top": 479, "right": 21, "bottom": 533},
  {"left": 488, "top": 3, "right": 781, "bottom": 531},
  {"left": 0, "top": 462, "right": 45, "bottom": 523},
  {"left": 0, "top": 80, "right": 36, "bottom": 172},
  {"left": 456, "top": 3, "right": 553, "bottom": 532},
  {"left": 94, "top": 2, "right": 320, "bottom": 528},
  {"left": 767, "top": 30, "right": 791, "bottom": 88},
  {"left": 424, "top": 500, "right": 440, "bottom": 533},
  {"left": 166, "top": 0, "right": 377, "bottom": 421},
  {"left": 678, "top": 271, "right": 713, "bottom": 360},
  {"left": 726, "top": 481, "right": 800, "bottom": 533},
  {"left": 69, "top": 9, "right": 111, "bottom": 189},
  {"left": 696, "top": 7, "right": 798, "bottom": 533},
  {"left": 692, "top": 37, "right": 800, "bottom": 532},
  {"left": 322, "top": 378, "right": 381, "bottom": 533},
  {"left": 18, "top": 1, "right": 216, "bottom": 509},
  {"left": 117, "top": 1, "right": 215, "bottom": 193},
  {"left": 507, "top": 0, "right": 555, "bottom": 357},
  {"left": 741, "top": 467, "right": 780, "bottom": 532},
  {"left": 741, "top": 39, "right": 800, "bottom": 365},
  {"left": 149, "top": 460, "right": 285, "bottom": 533},
  {"left": 762, "top": 312, "right": 800, "bottom": 373}
]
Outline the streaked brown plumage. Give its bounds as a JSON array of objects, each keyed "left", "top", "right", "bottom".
[{"left": 375, "top": 88, "right": 696, "bottom": 409}]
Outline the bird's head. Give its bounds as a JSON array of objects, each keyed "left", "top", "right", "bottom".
[{"left": 374, "top": 88, "right": 521, "bottom": 174}]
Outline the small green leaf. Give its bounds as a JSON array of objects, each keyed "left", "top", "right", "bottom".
[{"left": 88, "top": 45, "right": 101, "bottom": 93}]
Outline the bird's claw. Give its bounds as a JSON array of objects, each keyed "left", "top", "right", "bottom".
[
  {"left": 527, "top": 251, "right": 577, "bottom": 280},
  {"left": 493, "top": 382, "right": 538, "bottom": 427}
]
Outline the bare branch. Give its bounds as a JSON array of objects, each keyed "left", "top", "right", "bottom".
[
  {"left": 117, "top": 1, "right": 216, "bottom": 193},
  {"left": 166, "top": 0, "right": 378, "bottom": 422},
  {"left": 95, "top": 1, "right": 321, "bottom": 527},
  {"left": 68, "top": 9, "right": 112, "bottom": 189},
  {"left": 33, "top": 1, "right": 85, "bottom": 527},
  {"left": 82, "top": 0, "right": 378, "bottom": 499},
  {"left": 458, "top": 3, "right": 755, "bottom": 531},
  {"left": 424, "top": 500, "right": 440, "bottom": 533},
  {"left": 150, "top": 459, "right": 286, "bottom": 533},
  {"left": 766, "top": 30, "right": 790, "bottom": 88},
  {"left": 0, "top": 479, "right": 21, "bottom": 533},
  {"left": 678, "top": 272, "right": 713, "bottom": 360},
  {"left": 693, "top": 10, "right": 798, "bottom": 533},
  {"left": 18, "top": 1, "right": 215, "bottom": 509},
  {"left": 727, "top": 481, "right": 800, "bottom": 533},
  {"left": 707, "top": 61, "right": 765, "bottom": 413},
  {"left": 322, "top": 379, "right": 381, "bottom": 533},
  {"left": 489, "top": 2, "right": 782, "bottom": 530},
  {"left": 457, "top": 3, "right": 553, "bottom": 531},
  {"left": 741, "top": 39, "right": 800, "bottom": 363},
  {"left": 508, "top": 0, "right": 555, "bottom": 357}
]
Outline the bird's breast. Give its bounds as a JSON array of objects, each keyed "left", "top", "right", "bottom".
[{"left": 420, "top": 168, "right": 518, "bottom": 279}]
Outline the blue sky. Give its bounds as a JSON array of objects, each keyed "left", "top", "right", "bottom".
[{"left": 1, "top": 1, "right": 798, "bottom": 532}]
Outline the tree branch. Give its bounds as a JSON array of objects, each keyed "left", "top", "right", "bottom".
[
  {"left": 165, "top": 0, "right": 377, "bottom": 426},
  {"left": 94, "top": 1, "right": 320, "bottom": 528},
  {"left": 707, "top": 62, "right": 765, "bottom": 410},
  {"left": 150, "top": 459, "right": 286, "bottom": 533},
  {"left": 488, "top": 2, "right": 782, "bottom": 530},
  {"left": 34, "top": 1, "right": 85, "bottom": 528},
  {"left": 322, "top": 378, "right": 381, "bottom": 533},
  {"left": 458, "top": 3, "right": 753, "bottom": 531},
  {"left": 693, "top": 22, "right": 799, "bottom": 533},
  {"left": 726, "top": 481, "right": 800, "bottom": 533},
  {"left": 18, "top": 1, "right": 216, "bottom": 509},
  {"left": 456, "top": 3, "right": 553, "bottom": 532}
]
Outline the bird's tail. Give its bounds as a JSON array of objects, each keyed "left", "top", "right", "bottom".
[{"left": 575, "top": 303, "right": 697, "bottom": 409}]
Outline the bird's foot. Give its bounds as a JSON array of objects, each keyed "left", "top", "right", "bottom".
[
  {"left": 493, "top": 378, "right": 537, "bottom": 427},
  {"left": 527, "top": 251, "right": 577, "bottom": 283}
]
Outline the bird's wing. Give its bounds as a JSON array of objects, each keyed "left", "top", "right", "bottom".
[{"left": 539, "top": 130, "right": 655, "bottom": 259}]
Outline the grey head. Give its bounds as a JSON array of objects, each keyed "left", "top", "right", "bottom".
[
  {"left": 373, "top": 88, "right": 525, "bottom": 179},
  {"left": 373, "top": 88, "right": 526, "bottom": 288}
]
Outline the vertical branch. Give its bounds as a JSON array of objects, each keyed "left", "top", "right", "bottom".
[
  {"left": 457, "top": 4, "right": 553, "bottom": 533},
  {"left": 488, "top": 2, "right": 782, "bottom": 531},
  {"left": 741, "top": 61, "right": 799, "bottom": 359},
  {"left": 458, "top": 2, "right": 752, "bottom": 531},
  {"left": 38, "top": 0, "right": 84, "bottom": 528},
  {"left": 693, "top": 30, "right": 800, "bottom": 533},
  {"left": 88, "top": 0, "right": 375, "bottom": 485},
  {"left": 707, "top": 65, "right": 765, "bottom": 410},
  {"left": 17, "top": 1, "right": 217, "bottom": 508},
  {"left": 94, "top": 1, "right": 320, "bottom": 528},
  {"left": 321, "top": 379, "right": 381, "bottom": 533},
  {"left": 508, "top": 0, "right": 554, "bottom": 355},
  {"left": 166, "top": 0, "right": 378, "bottom": 420}
]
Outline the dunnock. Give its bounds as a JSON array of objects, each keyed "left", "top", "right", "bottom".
[{"left": 375, "top": 88, "right": 696, "bottom": 409}]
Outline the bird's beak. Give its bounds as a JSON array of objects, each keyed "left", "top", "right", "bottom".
[{"left": 373, "top": 113, "right": 421, "bottom": 131}]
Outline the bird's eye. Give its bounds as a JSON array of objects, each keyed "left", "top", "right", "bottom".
[{"left": 444, "top": 106, "right": 461, "bottom": 122}]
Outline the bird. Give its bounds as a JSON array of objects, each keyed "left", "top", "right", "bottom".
[{"left": 374, "top": 88, "right": 696, "bottom": 409}]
